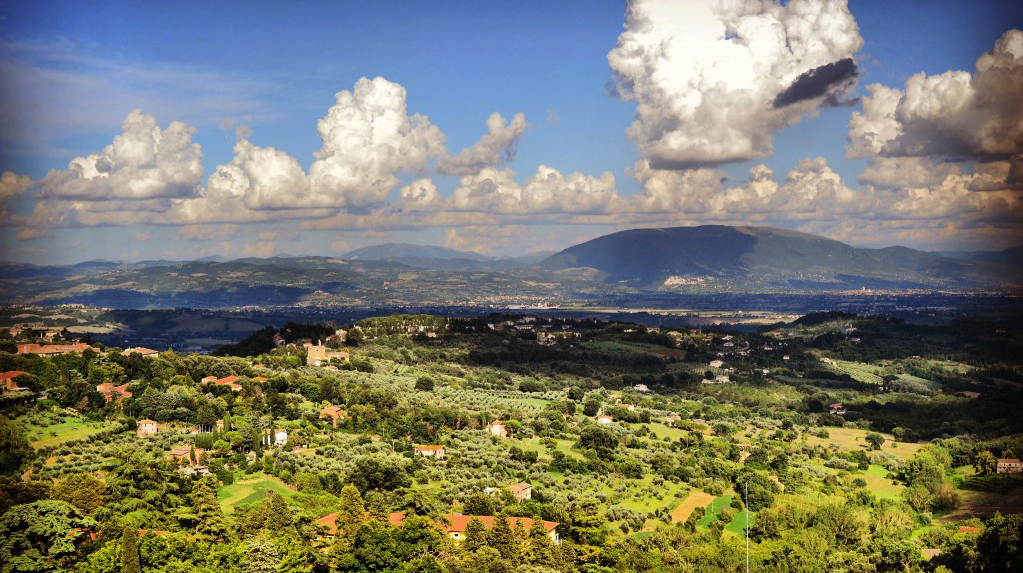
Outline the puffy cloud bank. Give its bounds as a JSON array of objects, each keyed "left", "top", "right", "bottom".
[
  {"left": 847, "top": 29, "right": 1023, "bottom": 161},
  {"left": 39, "top": 110, "right": 203, "bottom": 201},
  {"left": 607, "top": 0, "right": 862, "bottom": 168},
  {"left": 7, "top": 19, "right": 1023, "bottom": 252}
]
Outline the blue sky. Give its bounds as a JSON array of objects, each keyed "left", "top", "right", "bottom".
[{"left": 1, "top": 0, "right": 1021, "bottom": 263}]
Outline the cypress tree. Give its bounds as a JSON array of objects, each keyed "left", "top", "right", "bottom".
[
  {"left": 489, "top": 514, "right": 519, "bottom": 561},
  {"left": 121, "top": 525, "right": 140, "bottom": 573},
  {"left": 463, "top": 517, "right": 487, "bottom": 552},
  {"left": 193, "top": 475, "right": 230, "bottom": 540}
]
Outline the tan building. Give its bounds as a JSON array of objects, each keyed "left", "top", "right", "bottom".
[
  {"left": 485, "top": 420, "right": 508, "bottom": 438},
  {"left": 307, "top": 345, "right": 350, "bottom": 366},
  {"left": 320, "top": 406, "right": 345, "bottom": 427},
  {"left": 137, "top": 419, "right": 158, "bottom": 437},
  {"left": 507, "top": 482, "right": 532, "bottom": 501},
  {"left": 997, "top": 458, "right": 1022, "bottom": 473},
  {"left": 123, "top": 347, "right": 159, "bottom": 357},
  {"left": 414, "top": 445, "right": 446, "bottom": 459},
  {"left": 96, "top": 382, "right": 132, "bottom": 402},
  {"left": 0, "top": 371, "right": 29, "bottom": 393},
  {"left": 16, "top": 343, "right": 91, "bottom": 355}
]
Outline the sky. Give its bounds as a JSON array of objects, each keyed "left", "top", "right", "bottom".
[{"left": 0, "top": 0, "right": 1021, "bottom": 264}]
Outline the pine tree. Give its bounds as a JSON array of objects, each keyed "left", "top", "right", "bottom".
[
  {"left": 489, "top": 514, "right": 519, "bottom": 561},
  {"left": 524, "top": 517, "right": 554, "bottom": 566},
  {"left": 121, "top": 525, "right": 140, "bottom": 573},
  {"left": 259, "top": 490, "right": 293, "bottom": 533},
  {"left": 193, "top": 475, "right": 230, "bottom": 540},
  {"left": 243, "top": 535, "right": 280, "bottom": 573},
  {"left": 512, "top": 517, "right": 527, "bottom": 541},
  {"left": 189, "top": 445, "right": 197, "bottom": 466},
  {"left": 365, "top": 491, "right": 389, "bottom": 521},
  {"left": 463, "top": 517, "right": 487, "bottom": 552},
  {"left": 334, "top": 484, "right": 366, "bottom": 550}
]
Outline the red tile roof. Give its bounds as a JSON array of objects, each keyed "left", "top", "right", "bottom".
[{"left": 315, "top": 511, "right": 407, "bottom": 534}]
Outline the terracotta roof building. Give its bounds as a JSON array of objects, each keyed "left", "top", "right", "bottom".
[{"left": 414, "top": 445, "right": 445, "bottom": 459}]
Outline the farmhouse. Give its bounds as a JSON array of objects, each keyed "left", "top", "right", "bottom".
[
  {"left": 957, "top": 526, "right": 981, "bottom": 533},
  {"left": 620, "top": 403, "right": 636, "bottom": 412},
  {"left": 307, "top": 344, "right": 350, "bottom": 366},
  {"left": 486, "top": 420, "right": 509, "bottom": 438},
  {"left": 996, "top": 458, "right": 1022, "bottom": 473},
  {"left": 597, "top": 415, "right": 614, "bottom": 424},
  {"left": 507, "top": 482, "right": 532, "bottom": 501},
  {"left": 320, "top": 406, "right": 345, "bottom": 427},
  {"left": 956, "top": 391, "right": 982, "bottom": 399},
  {"left": 16, "top": 343, "right": 92, "bottom": 355},
  {"left": 205, "top": 375, "right": 242, "bottom": 392},
  {"left": 137, "top": 419, "right": 158, "bottom": 437},
  {"left": 414, "top": 445, "right": 446, "bottom": 459},
  {"left": 442, "top": 515, "right": 558, "bottom": 545},
  {"left": 168, "top": 445, "right": 204, "bottom": 465},
  {"left": 709, "top": 360, "right": 724, "bottom": 368},
  {"left": 96, "top": 382, "right": 132, "bottom": 402},
  {"left": 633, "top": 383, "right": 650, "bottom": 392},
  {"left": 122, "top": 347, "right": 159, "bottom": 357},
  {"left": 829, "top": 403, "right": 847, "bottom": 415},
  {"left": 0, "top": 371, "right": 29, "bottom": 392}
]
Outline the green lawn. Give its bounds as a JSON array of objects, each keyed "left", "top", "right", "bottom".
[
  {"left": 724, "top": 507, "right": 754, "bottom": 536},
  {"left": 696, "top": 495, "right": 733, "bottom": 528},
  {"left": 19, "top": 417, "right": 112, "bottom": 448},
  {"left": 218, "top": 474, "right": 295, "bottom": 513}
]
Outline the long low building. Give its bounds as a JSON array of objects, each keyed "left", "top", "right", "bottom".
[{"left": 314, "top": 512, "right": 559, "bottom": 544}]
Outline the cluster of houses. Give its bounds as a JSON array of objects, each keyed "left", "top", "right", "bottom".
[{"left": 305, "top": 344, "right": 351, "bottom": 367}]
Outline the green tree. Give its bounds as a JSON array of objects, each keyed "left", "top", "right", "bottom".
[
  {"left": 52, "top": 472, "right": 105, "bottom": 514},
  {"left": 865, "top": 432, "right": 885, "bottom": 450},
  {"left": 974, "top": 450, "right": 998, "bottom": 476},
  {"left": 462, "top": 492, "right": 496, "bottom": 516},
  {"left": 244, "top": 535, "right": 281, "bottom": 573},
  {"left": 334, "top": 484, "right": 366, "bottom": 551},
  {"left": 122, "top": 525, "right": 140, "bottom": 573},
  {"left": 524, "top": 517, "right": 554, "bottom": 566},
  {"left": 96, "top": 448, "right": 183, "bottom": 528},
  {"left": 488, "top": 514, "right": 519, "bottom": 561},
  {"left": 364, "top": 491, "right": 389, "bottom": 522},
  {"left": 192, "top": 475, "right": 230, "bottom": 540},
  {"left": 463, "top": 517, "right": 488, "bottom": 552},
  {"left": 0, "top": 415, "right": 32, "bottom": 475},
  {"left": 0, "top": 500, "right": 96, "bottom": 573},
  {"left": 414, "top": 376, "right": 435, "bottom": 391},
  {"left": 260, "top": 490, "right": 294, "bottom": 533}
]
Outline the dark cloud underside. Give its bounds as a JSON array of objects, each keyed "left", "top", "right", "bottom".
[{"left": 773, "top": 58, "right": 859, "bottom": 108}]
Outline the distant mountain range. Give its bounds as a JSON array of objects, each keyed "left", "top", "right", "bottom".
[
  {"left": 1, "top": 226, "right": 1019, "bottom": 308},
  {"left": 342, "top": 242, "right": 554, "bottom": 271},
  {"left": 540, "top": 225, "right": 1022, "bottom": 289}
]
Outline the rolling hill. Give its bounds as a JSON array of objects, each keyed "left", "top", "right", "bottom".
[{"left": 539, "top": 225, "right": 1020, "bottom": 289}]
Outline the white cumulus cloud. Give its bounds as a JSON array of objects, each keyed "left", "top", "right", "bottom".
[
  {"left": 847, "top": 29, "right": 1023, "bottom": 160},
  {"left": 38, "top": 110, "right": 204, "bottom": 200},
  {"left": 436, "top": 112, "right": 528, "bottom": 175},
  {"left": 607, "top": 0, "right": 862, "bottom": 168}
]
